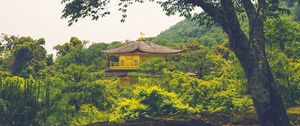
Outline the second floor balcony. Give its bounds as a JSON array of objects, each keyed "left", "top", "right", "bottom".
[{"left": 109, "top": 62, "right": 139, "bottom": 70}]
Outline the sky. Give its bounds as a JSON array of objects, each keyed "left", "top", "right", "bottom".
[{"left": 0, "top": 0, "right": 183, "bottom": 54}]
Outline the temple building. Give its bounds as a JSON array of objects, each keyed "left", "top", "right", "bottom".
[{"left": 104, "top": 40, "right": 182, "bottom": 76}]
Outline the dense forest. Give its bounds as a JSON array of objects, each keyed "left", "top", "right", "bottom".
[
  {"left": 151, "top": 20, "right": 227, "bottom": 47},
  {"left": 1, "top": 2, "right": 300, "bottom": 126}
]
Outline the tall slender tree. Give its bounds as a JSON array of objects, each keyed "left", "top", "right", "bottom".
[{"left": 61, "top": 0, "right": 291, "bottom": 125}]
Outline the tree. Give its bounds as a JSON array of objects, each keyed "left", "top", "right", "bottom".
[
  {"left": 0, "top": 35, "right": 51, "bottom": 78},
  {"left": 282, "top": 0, "right": 300, "bottom": 21},
  {"left": 61, "top": 0, "right": 291, "bottom": 125},
  {"left": 174, "top": 41, "right": 231, "bottom": 78},
  {"left": 54, "top": 37, "right": 85, "bottom": 56},
  {"left": 265, "top": 16, "right": 300, "bottom": 106},
  {"left": 53, "top": 37, "right": 106, "bottom": 83},
  {"left": 139, "top": 58, "right": 168, "bottom": 75}
]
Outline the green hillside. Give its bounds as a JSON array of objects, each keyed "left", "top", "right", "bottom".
[{"left": 151, "top": 19, "right": 227, "bottom": 47}]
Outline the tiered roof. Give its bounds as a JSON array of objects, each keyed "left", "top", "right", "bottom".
[{"left": 104, "top": 40, "right": 183, "bottom": 54}]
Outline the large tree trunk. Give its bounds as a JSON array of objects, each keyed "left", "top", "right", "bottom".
[
  {"left": 237, "top": 44, "right": 291, "bottom": 125},
  {"left": 228, "top": 9, "right": 290, "bottom": 125},
  {"left": 228, "top": 31, "right": 291, "bottom": 126}
]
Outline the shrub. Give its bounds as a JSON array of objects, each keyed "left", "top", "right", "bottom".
[
  {"left": 112, "top": 98, "right": 148, "bottom": 121},
  {"left": 133, "top": 86, "right": 189, "bottom": 116}
]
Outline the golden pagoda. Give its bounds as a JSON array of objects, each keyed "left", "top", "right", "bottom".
[{"left": 104, "top": 40, "right": 183, "bottom": 71}]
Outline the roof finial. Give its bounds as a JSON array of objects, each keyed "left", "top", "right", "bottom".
[{"left": 138, "top": 32, "right": 145, "bottom": 40}]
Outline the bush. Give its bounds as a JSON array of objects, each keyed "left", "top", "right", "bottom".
[
  {"left": 112, "top": 98, "right": 148, "bottom": 121},
  {"left": 134, "top": 86, "right": 189, "bottom": 116},
  {"left": 70, "top": 104, "right": 110, "bottom": 125}
]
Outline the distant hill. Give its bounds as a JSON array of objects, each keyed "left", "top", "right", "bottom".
[{"left": 151, "top": 19, "right": 227, "bottom": 47}]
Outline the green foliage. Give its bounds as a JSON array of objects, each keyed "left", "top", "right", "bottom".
[
  {"left": 113, "top": 98, "right": 148, "bottom": 121},
  {"left": 54, "top": 37, "right": 84, "bottom": 56},
  {"left": 159, "top": 70, "right": 253, "bottom": 114},
  {"left": 268, "top": 51, "right": 300, "bottom": 106},
  {"left": 265, "top": 16, "right": 300, "bottom": 106},
  {"left": 109, "top": 84, "right": 188, "bottom": 121},
  {"left": 0, "top": 35, "right": 51, "bottom": 78},
  {"left": 53, "top": 38, "right": 107, "bottom": 84},
  {"left": 44, "top": 79, "right": 117, "bottom": 125},
  {"left": 0, "top": 76, "right": 50, "bottom": 125},
  {"left": 139, "top": 58, "right": 168, "bottom": 75},
  {"left": 59, "top": 64, "right": 104, "bottom": 83},
  {"left": 128, "top": 58, "right": 168, "bottom": 77},
  {"left": 133, "top": 85, "right": 189, "bottom": 115},
  {"left": 265, "top": 16, "right": 300, "bottom": 54},
  {"left": 151, "top": 19, "right": 226, "bottom": 47},
  {"left": 70, "top": 104, "right": 110, "bottom": 125},
  {"left": 173, "top": 41, "right": 242, "bottom": 82},
  {"left": 174, "top": 41, "right": 213, "bottom": 78}
]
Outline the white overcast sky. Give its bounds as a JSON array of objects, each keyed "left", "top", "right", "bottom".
[{"left": 0, "top": 0, "right": 183, "bottom": 54}]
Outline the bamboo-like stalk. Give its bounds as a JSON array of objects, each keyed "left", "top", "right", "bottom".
[{"left": 0, "top": 77, "right": 52, "bottom": 125}]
